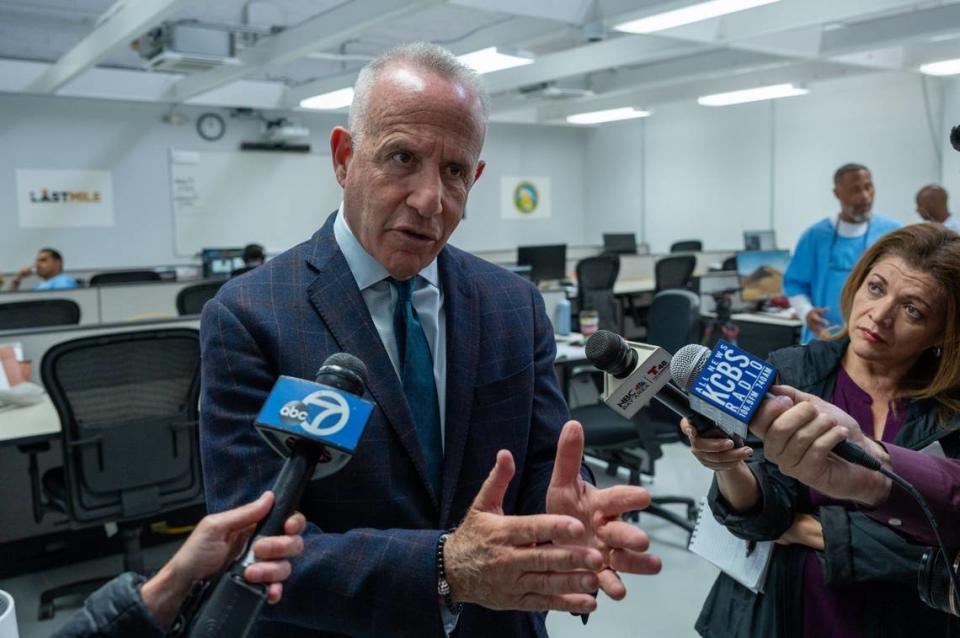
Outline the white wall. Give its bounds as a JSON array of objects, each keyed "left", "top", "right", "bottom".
[
  {"left": 586, "top": 72, "right": 955, "bottom": 254},
  {"left": 0, "top": 93, "right": 588, "bottom": 271}
]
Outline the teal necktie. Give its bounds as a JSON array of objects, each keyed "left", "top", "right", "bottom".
[{"left": 389, "top": 277, "right": 442, "bottom": 493}]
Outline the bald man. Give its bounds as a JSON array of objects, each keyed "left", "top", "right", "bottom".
[{"left": 916, "top": 184, "right": 960, "bottom": 232}]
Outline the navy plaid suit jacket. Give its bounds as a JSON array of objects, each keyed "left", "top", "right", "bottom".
[{"left": 199, "top": 213, "right": 578, "bottom": 637}]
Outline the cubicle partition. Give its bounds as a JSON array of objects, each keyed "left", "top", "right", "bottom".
[{"left": 0, "top": 288, "right": 101, "bottom": 325}]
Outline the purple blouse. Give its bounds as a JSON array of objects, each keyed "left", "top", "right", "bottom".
[{"left": 801, "top": 366, "right": 908, "bottom": 638}]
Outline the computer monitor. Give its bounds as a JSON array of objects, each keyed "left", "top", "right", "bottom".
[
  {"left": 516, "top": 244, "right": 567, "bottom": 284},
  {"left": 743, "top": 230, "right": 776, "bottom": 251},
  {"left": 201, "top": 248, "right": 245, "bottom": 278},
  {"left": 602, "top": 233, "right": 637, "bottom": 255},
  {"left": 736, "top": 250, "right": 790, "bottom": 302}
]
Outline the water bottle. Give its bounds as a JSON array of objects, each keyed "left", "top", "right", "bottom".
[{"left": 555, "top": 298, "right": 571, "bottom": 336}]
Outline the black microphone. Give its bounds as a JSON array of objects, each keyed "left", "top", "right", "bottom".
[
  {"left": 187, "top": 353, "right": 373, "bottom": 637},
  {"left": 671, "top": 343, "right": 882, "bottom": 471},
  {"left": 584, "top": 331, "right": 744, "bottom": 447}
]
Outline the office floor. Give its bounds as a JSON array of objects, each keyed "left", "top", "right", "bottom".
[{"left": 1, "top": 445, "right": 718, "bottom": 638}]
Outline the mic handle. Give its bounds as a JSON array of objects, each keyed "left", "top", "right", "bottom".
[
  {"left": 187, "top": 441, "right": 322, "bottom": 638},
  {"left": 654, "top": 383, "right": 744, "bottom": 448},
  {"left": 755, "top": 391, "right": 882, "bottom": 471}
]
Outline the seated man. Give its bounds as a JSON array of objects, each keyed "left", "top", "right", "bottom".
[{"left": 10, "top": 248, "right": 78, "bottom": 291}]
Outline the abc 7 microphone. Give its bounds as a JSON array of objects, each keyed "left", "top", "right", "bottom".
[{"left": 185, "top": 353, "right": 373, "bottom": 638}]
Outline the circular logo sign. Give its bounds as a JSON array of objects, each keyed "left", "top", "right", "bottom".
[
  {"left": 301, "top": 390, "right": 351, "bottom": 436},
  {"left": 513, "top": 181, "right": 539, "bottom": 214}
]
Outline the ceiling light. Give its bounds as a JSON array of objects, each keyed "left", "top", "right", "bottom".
[
  {"left": 698, "top": 83, "right": 808, "bottom": 106},
  {"left": 615, "top": 0, "right": 781, "bottom": 34},
  {"left": 919, "top": 58, "right": 960, "bottom": 76},
  {"left": 457, "top": 47, "right": 533, "bottom": 74},
  {"left": 300, "top": 87, "right": 354, "bottom": 110},
  {"left": 566, "top": 107, "right": 652, "bottom": 125}
]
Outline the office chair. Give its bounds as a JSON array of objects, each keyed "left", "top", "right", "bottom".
[
  {"left": 176, "top": 280, "right": 225, "bottom": 315},
  {"left": 89, "top": 270, "right": 161, "bottom": 286},
  {"left": 575, "top": 255, "right": 621, "bottom": 334},
  {"left": 27, "top": 328, "right": 203, "bottom": 619},
  {"left": 721, "top": 255, "right": 738, "bottom": 271},
  {"left": 655, "top": 254, "right": 697, "bottom": 293},
  {"left": 571, "top": 290, "right": 702, "bottom": 534},
  {"left": 670, "top": 240, "right": 702, "bottom": 253},
  {"left": 0, "top": 299, "right": 81, "bottom": 330}
]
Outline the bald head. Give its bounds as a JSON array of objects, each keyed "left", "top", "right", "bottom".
[{"left": 916, "top": 184, "right": 950, "bottom": 223}]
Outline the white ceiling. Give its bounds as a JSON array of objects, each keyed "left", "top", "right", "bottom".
[{"left": 1, "top": 0, "right": 959, "bottom": 123}]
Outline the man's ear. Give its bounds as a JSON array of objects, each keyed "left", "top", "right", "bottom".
[
  {"left": 330, "top": 127, "right": 353, "bottom": 187},
  {"left": 473, "top": 159, "right": 486, "bottom": 184}
]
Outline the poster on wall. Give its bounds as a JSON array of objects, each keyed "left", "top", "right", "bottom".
[
  {"left": 501, "top": 176, "right": 551, "bottom": 220},
  {"left": 16, "top": 169, "right": 115, "bottom": 228}
]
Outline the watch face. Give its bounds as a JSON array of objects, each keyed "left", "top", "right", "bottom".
[{"left": 197, "top": 113, "right": 225, "bottom": 141}]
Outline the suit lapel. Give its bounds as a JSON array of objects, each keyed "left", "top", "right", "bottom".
[
  {"left": 305, "top": 216, "right": 440, "bottom": 510},
  {"left": 437, "top": 248, "right": 479, "bottom": 526}
]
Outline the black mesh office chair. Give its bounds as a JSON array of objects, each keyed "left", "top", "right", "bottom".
[
  {"left": 89, "top": 270, "right": 161, "bottom": 286},
  {"left": 0, "top": 299, "right": 81, "bottom": 330},
  {"left": 572, "top": 290, "right": 702, "bottom": 534},
  {"left": 27, "top": 328, "right": 203, "bottom": 619},
  {"left": 670, "top": 240, "right": 702, "bottom": 253},
  {"left": 576, "top": 255, "right": 621, "bottom": 333},
  {"left": 176, "top": 281, "right": 224, "bottom": 315},
  {"left": 655, "top": 254, "right": 697, "bottom": 293},
  {"left": 722, "top": 255, "right": 738, "bottom": 271}
]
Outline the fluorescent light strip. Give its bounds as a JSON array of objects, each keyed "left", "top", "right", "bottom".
[
  {"left": 698, "top": 83, "right": 807, "bottom": 106},
  {"left": 457, "top": 47, "right": 533, "bottom": 74},
  {"left": 566, "top": 107, "right": 651, "bottom": 125},
  {"left": 299, "top": 87, "right": 354, "bottom": 110},
  {"left": 615, "top": 0, "right": 781, "bottom": 34},
  {"left": 919, "top": 58, "right": 960, "bottom": 76}
]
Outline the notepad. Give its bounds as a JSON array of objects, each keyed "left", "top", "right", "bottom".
[{"left": 688, "top": 497, "right": 775, "bottom": 593}]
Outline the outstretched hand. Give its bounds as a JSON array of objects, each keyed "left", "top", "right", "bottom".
[
  {"left": 444, "top": 450, "right": 606, "bottom": 613},
  {"left": 545, "top": 421, "right": 662, "bottom": 600}
]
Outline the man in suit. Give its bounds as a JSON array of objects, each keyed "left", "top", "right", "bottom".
[{"left": 199, "top": 42, "right": 660, "bottom": 637}]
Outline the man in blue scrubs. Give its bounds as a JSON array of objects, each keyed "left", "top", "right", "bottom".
[
  {"left": 784, "top": 164, "right": 900, "bottom": 343},
  {"left": 10, "top": 247, "right": 78, "bottom": 291}
]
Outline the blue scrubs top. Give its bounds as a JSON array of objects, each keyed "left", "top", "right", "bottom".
[
  {"left": 784, "top": 216, "right": 901, "bottom": 344},
  {"left": 34, "top": 273, "right": 79, "bottom": 290}
]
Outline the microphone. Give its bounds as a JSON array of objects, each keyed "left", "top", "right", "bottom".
[
  {"left": 584, "top": 330, "right": 744, "bottom": 447},
  {"left": 187, "top": 353, "right": 374, "bottom": 637},
  {"left": 671, "top": 341, "right": 882, "bottom": 471}
]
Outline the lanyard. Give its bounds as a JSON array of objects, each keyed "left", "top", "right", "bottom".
[{"left": 827, "top": 217, "right": 871, "bottom": 272}]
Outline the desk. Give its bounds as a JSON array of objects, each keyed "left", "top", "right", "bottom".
[
  {"left": 613, "top": 278, "right": 655, "bottom": 296},
  {"left": 0, "top": 399, "right": 59, "bottom": 448},
  {"left": 702, "top": 311, "right": 802, "bottom": 356}
]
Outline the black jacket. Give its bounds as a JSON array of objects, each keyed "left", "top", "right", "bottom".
[
  {"left": 53, "top": 573, "right": 165, "bottom": 638},
  {"left": 695, "top": 338, "right": 960, "bottom": 638}
]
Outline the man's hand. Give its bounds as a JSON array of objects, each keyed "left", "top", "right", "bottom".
[
  {"left": 444, "top": 450, "right": 606, "bottom": 614},
  {"left": 140, "top": 491, "right": 306, "bottom": 628},
  {"left": 545, "top": 421, "right": 662, "bottom": 601},
  {"left": 776, "top": 513, "right": 824, "bottom": 551},
  {"left": 750, "top": 386, "right": 892, "bottom": 506},
  {"left": 805, "top": 307, "right": 832, "bottom": 337}
]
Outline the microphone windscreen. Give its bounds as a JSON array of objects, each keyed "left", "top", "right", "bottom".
[
  {"left": 670, "top": 344, "right": 711, "bottom": 391},
  {"left": 585, "top": 330, "right": 625, "bottom": 369}
]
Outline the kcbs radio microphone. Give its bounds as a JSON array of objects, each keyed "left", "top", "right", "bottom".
[
  {"left": 584, "top": 330, "right": 743, "bottom": 447},
  {"left": 187, "top": 353, "right": 374, "bottom": 638},
  {"left": 672, "top": 341, "right": 882, "bottom": 471}
]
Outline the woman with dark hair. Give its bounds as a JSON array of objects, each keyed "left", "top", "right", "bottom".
[{"left": 686, "top": 223, "right": 960, "bottom": 637}]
